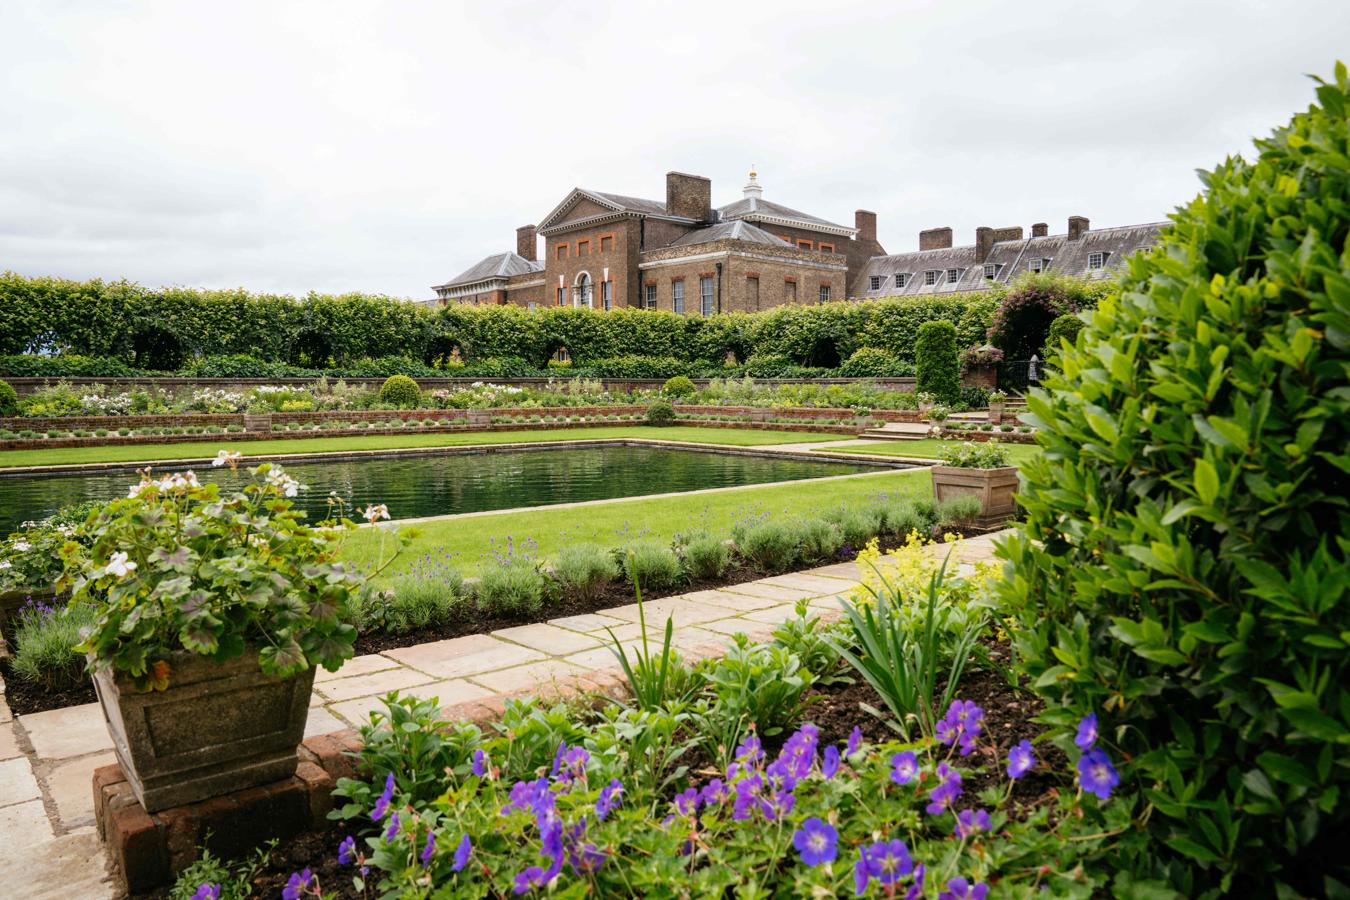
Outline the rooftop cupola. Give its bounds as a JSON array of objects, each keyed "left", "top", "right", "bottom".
[{"left": 742, "top": 167, "right": 763, "bottom": 201}]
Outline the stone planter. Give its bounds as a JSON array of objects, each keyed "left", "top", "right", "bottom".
[
  {"left": 988, "top": 402, "right": 1005, "bottom": 425},
  {"left": 91, "top": 649, "right": 315, "bottom": 812},
  {"left": 931, "top": 465, "right": 1020, "bottom": 527}
]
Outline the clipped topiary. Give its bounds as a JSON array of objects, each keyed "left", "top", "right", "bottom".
[
  {"left": 662, "top": 375, "right": 696, "bottom": 398},
  {"left": 645, "top": 399, "right": 675, "bottom": 426},
  {"left": 838, "top": 347, "right": 910, "bottom": 378},
  {"left": 0, "top": 378, "right": 17, "bottom": 417},
  {"left": 1043, "top": 313, "right": 1084, "bottom": 359},
  {"left": 378, "top": 374, "right": 422, "bottom": 408},
  {"left": 914, "top": 320, "right": 960, "bottom": 403},
  {"left": 997, "top": 63, "right": 1350, "bottom": 894}
]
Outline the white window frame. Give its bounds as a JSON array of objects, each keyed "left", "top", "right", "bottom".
[
  {"left": 869, "top": 275, "right": 882, "bottom": 291},
  {"left": 699, "top": 276, "right": 714, "bottom": 315},
  {"left": 1088, "top": 251, "right": 1107, "bottom": 270},
  {"left": 644, "top": 283, "right": 657, "bottom": 309},
  {"left": 672, "top": 280, "right": 685, "bottom": 314},
  {"left": 818, "top": 284, "right": 831, "bottom": 303},
  {"left": 895, "top": 273, "right": 909, "bottom": 288},
  {"left": 602, "top": 280, "right": 613, "bottom": 310},
  {"left": 924, "top": 270, "right": 937, "bottom": 286},
  {"left": 1029, "top": 258, "right": 1050, "bottom": 273},
  {"left": 984, "top": 264, "right": 998, "bottom": 280}
]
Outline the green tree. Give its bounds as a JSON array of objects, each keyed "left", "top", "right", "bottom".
[{"left": 914, "top": 320, "right": 960, "bottom": 402}]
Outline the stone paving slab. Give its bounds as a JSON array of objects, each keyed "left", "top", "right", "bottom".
[{"left": 0, "top": 530, "right": 1008, "bottom": 899}]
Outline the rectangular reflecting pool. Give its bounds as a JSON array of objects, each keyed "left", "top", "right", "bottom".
[{"left": 0, "top": 445, "right": 890, "bottom": 531}]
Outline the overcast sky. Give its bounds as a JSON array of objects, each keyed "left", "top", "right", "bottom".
[{"left": 1, "top": 1, "right": 1346, "bottom": 299}]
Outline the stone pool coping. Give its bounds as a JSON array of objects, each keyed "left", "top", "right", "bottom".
[
  {"left": 0, "top": 531, "right": 1006, "bottom": 897},
  {"left": 0, "top": 436, "right": 926, "bottom": 477}
]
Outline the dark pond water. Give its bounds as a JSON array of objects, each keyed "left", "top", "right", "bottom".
[{"left": 0, "top": 447, "right": 882, "bottom": 532}]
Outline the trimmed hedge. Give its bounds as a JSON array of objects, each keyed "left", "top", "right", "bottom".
[
  {"left": 915, "top": 320, "right": 960, "bottom": 402},
  {"left": 0, "top": 379, "right": 17, "bottom": 416},
  {"left": 997, "top": 63, "right": 1350, "bottom": 894}
]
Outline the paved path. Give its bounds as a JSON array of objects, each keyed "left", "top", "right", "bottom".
[{"left": 0, "top": 532, "right": 1005, "bottom": 898}]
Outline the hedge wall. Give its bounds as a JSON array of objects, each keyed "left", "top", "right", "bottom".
[{"left": 0, "top": 271, "right": 1104, "bottom": 374}]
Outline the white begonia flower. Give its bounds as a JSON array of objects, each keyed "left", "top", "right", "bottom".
[
  {"left": 266, "top": 469, "right": 300, "bottom": 497},
  {"left": 362, "top": 503, "right": 390, "bottom": 523},
  {"left": 212, "top": 450, "right": 242, "bottom": 468},
  {"left": 104, "top": 551, "right": 137, "bottom": 578}
]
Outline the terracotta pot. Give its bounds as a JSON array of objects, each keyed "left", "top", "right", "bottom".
[
  {"left": 931, "top": 465, "right": 1020, "bottom": 527},
  {"left": 91, "top": 649, "right": 315, "bottom": 812}
]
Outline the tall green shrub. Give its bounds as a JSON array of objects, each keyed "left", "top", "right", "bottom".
[
  {"left": 0, "top": 378, "right": 17, "bottom": 416},
  {"left": 914, "top": 320, "right": 960, "bottom": 402},
  {"left": 996, "top": 63, "right": 1350, "bottom": 895}
]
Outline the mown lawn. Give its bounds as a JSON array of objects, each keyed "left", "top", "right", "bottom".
[
  {"left": 341, "top": 467, "right": 929, "bottom": 580},
  {"left": 817, "top": 439, "right": 1042, "bottom": 465},
  {"left": 0, "top": 426, "right": 850, "bottom": 468}
]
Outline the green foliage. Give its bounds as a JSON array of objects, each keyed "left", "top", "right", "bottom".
[
  {"left": 837, "top": 347, "right": 911, "bottom": 377},
  {"left": 831, "top": 558, "right": 986, "bottom": 739},
  {"left": 1044, "top": 313, "right": 1084, "bottom": 357},
  {"left": 680, "top": 531, "right": 732, "bottom": 580},
  {"left": 167, "top": 840, "right": 273, "bottom": 900},
  {"left": 551, "top": 543, "right": 620, "bottom": 601},
  {"left": 378, "top": 374, "right": 422, "bottom": 408},
  {"left": 796, "top": 516, "right": 844, "bottom": 562},
  {"left": 475, "top": 557, "right": 546, "bottom": 616},
  {"left": 621, "top": 539, "right": 682, "bottom": 591},
  {"left": 772, "top": 600, "right": 849, "bottom": 687},
  {"left": 364, "top": 570, "right": 465, "bottom": 634},
  {"left": 645, "top": 398, "right": 676, "bottom": 426},
  {"left": 986, "top": 273, "right": 1108, "bottom": 361},
  {"left": 915, "top": 320, "right": 960, "bottom": 403},
  {"left": 825, "top": 505, "right": 885, "bottom": 547},
  {"left": 605, "top": 569, "right": 688, "bottom": 712},
  {"left": 937, "top": 439, "right": 1010, "bottom": 469},
  {"left": 181, "top": 354, "right": 288, "bottom": 378},
  {"left": 996, "top": 63, "right": 1350, "bottom": 894},
  {"left": 733, "top": 517, "right": 801, "bottom": 573},
  {"left": 661, "top": 375, "right": 696, "bottom": 398},
  {"left": 0, "top": 378, "right": 17, "bottom": 416},
  {"left": 935, "top": 495, "right": 983, "bottom": 530},
  {"left": 61, "top": 463, "right": 399, "bottom": 689},
  {"left": 11, "top": 601, "right": 95, "bottom": 691},
  {"left": 698, "top": 635, "right": 813, "bottom": 748}
]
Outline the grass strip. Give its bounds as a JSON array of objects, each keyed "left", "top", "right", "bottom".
[
  {"left": 816, "top": 439, "right": 1041, "bottom": 464},
  {"left": 341, "top": 468, "right": 929, "bottom": 581},
  {"left": 0, "top": 426, "right": 850, "bottom": 468}
]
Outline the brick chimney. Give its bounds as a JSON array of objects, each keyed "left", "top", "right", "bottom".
[
  {"left": 516, "top": 225, "right": 537, "bottom": 261},
  {"left": 855, "top": 210, "right": 877, "bottom": 243},
  {"left": 919, "top": 227, "right": 953, "bottom": 251},
  {"left": 992, "top": 226, "right": 1024, "bottom": 243},
  {"left": 1031, "top": 222, "right": 1048, "bottom": 238},
  {"left": 975, "top": 227, "right": 993, "bottom": 264},
  {"left": 1068, "top": 216, "right": 1089, "bottom": 241},
  {"left": 666, "top": 172, "right": 712, "bottom": 221}
]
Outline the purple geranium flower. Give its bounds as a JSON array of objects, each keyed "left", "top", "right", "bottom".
[
  {"left": 370, "top": 772, "right": 395, "bottom": 821},
  {"left": 936, "top": 700, "right": 985, "bottom": 756},
  {"left": 673, "top": 787, "right": 700, "bottom": 816},
  {"left": 954, "top": 808, "right": 991, "bottom": 839},
  {"left": 735, "top": 733, "right": 765, "bottom": 766},
  {"left": 939, "top": 876, "right": 989, "bottom": 900},
  {"left": 1076, "top": 713, "right": 1098, "bottom": 750},
  {"left": 853, "top": 839, "right": 913, "bottom": 896},
  {"left": 792, "top": 817, "right": 839, "bottom": 866},
  {"left": 846, "top": 725, "right": 863, "bottom": 757},
  {"left": 890, "top": 750, "right": 919, "bottom": 785},
  {"left": 190, "top": 885, "right": 220, "bottom": 900},
  {"left": 384, "top": 811, "right": 401, "bottom": 842},
  {"left": 822, "top": 744, "right": 841, "bottom": 780},
  {"left": 595, "top": 778, "right": 624, "bottom": 821},
  {"left": 699, "top": 778, "right": 729, "bottom": 807},
  {"left": 926, "top": 763, "right": 963, "bottom": 815},
  {"left": 453, "top": 833, "right": 472, "bottom": 872},
  {"left": 282, "top": 869, "right": 318, "bottom": 900},
  {"left": 420, "top": 829, "right": 436, "bottom": 867},
  {"left": 337, "top": 835, "right": 356, "bottom": 865},
  {"left": 1007, "top": 740, "right": 1035, "bottom": 779},
  {"left": 472, "top": 749, "right": 489, "bottom": 778},
  {"left": 1078, "top": 747, "right": 1120, "bottom": 800}
]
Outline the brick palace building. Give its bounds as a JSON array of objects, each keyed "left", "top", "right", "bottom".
[{"left": 429, "top": 170, "right": 1162, "bottom": 312}]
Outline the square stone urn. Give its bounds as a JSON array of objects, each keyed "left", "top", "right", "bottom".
[
  {"left": 91, "top": 649, "right": 316, "bottom": 812},
  {"left": 931, "top": 465, "right": 1020, "bottom": 527}
]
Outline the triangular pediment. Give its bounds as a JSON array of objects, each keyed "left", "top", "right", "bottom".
[{"left": 538, "top": 188, "right": 627, "bottom": 231}]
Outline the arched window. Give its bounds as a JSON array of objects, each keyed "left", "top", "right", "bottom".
[{"left": 572, "top": 272, "right": 593, "bottom": 308}]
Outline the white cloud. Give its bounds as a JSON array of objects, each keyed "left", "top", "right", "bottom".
[{"left": 0, "top": 0, "right": 1345, "bottom": 297}]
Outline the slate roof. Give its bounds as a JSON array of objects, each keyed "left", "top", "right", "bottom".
[
  {"left": 434, "top": 252, "right": 544, "bottom": 290},
  {"left": 666, "top": 219, "right": 792, "bottom": 248},
  {"left": 854, "top": 222, "right": 1165, "bottom": 298},
  {"left": 718, "top": 196, "right": 852, "bottom": 233},
  {"left": 585, "top": 190, "right": 671, "bottom": 217}
]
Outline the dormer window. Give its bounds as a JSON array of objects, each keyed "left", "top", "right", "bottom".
[
  {"left": 946, "top": 268, "right": 959, "bottom": 284},
  {"left": 1088, "top": 251, "right": 1107, "bottom": 270},
  {"left": 924, "top": 270, "right": 938, "bottom": 286},
  {"left": 895, "top": 273, "right": 909, "bottom": 288},
  {"left": 869, "top": 275, "right": 882, "bottom": 291},
  {"left": 1029, "top": 258, "right": 1051, "bottom": 273},
  {"left": 984, "top": 264, "right": 999, "bottom": 280}
]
